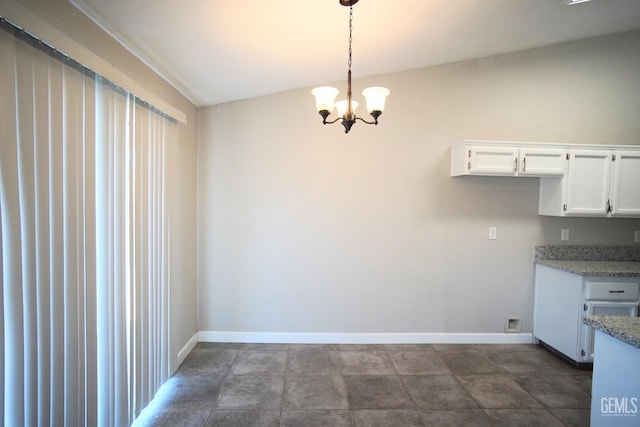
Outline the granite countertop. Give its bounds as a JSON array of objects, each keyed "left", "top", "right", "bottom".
[
  {"left": 584, "top": 316, "right": 640, "bottom": 350},
  {"left": 534, "top": 245, "right": 640, "bottom": 277},
  {"left": 535, "top": 260, "right": 640, "bottom": 277}
]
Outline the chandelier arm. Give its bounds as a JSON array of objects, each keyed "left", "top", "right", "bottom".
[
  {"left": 354, "top": 116, "right": 379, "bottom": 125},
  {"left": 322, "top": 116, "right": 343, "bottom": 125}
]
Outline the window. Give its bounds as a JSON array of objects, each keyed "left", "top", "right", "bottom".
[{"left": 1, "top": 18, "right": 176, "bottom": 426}]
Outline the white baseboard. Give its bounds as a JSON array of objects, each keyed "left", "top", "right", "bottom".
[
  {"left": 177, "top": 332, "right": 199, "bottom": 366},
  {"left": 197, "top": 331, "right": 535, "bottom": 345}
]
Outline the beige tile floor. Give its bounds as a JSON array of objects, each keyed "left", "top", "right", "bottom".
[{"left": 133, "top": 343, "right": 592, "bottom": 426}]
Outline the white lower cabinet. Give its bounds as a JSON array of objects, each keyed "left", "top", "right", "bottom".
[
  {"left": 533, "top": 265, "right": 639, "bottom": 365},
  {"left": 590, "top": 330, "right": 640, "bottom": 427}
]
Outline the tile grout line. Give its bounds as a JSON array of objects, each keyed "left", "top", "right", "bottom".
[
  {"left": 203, "top": 345, "right": 241, "bottom": 426},
  {"left": 338, "top": 348, "right": 357, "bottom": 426},
  {"left": 383, "top": 346, "right": 427, "bottom": 424},
  {"left": 278, "top": 345, "right": 289, "bottom": 426}
]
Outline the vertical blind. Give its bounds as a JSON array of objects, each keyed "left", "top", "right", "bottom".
[{"left": 0, "top": 19, "right": 175, "bottom": 426}]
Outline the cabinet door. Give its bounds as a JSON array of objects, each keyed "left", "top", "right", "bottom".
[
  {"left": 564, "top": 150, "right": 612, "bottom": 216},
  {"left": 519, "top": 148, "right": 566, "bottom": 176},
  {"left": 610, "top": 151, "right": 640, "bottom": 217},
  {"left": 467, "top": 146, "right": 518, "bottom": 176},
  {"left": 580, "top": 302, "right": 639, "bottom": 362}
]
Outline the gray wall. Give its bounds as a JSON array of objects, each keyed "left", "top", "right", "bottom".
[
  {"left": 12, "top": 0, "right": 639, "bottom": 344},
  {"left": 9, "top": 0, "right": 199, "bottom": 370},
  {"left": 197, "top": 31, "right": 640, "bottom": 336}
]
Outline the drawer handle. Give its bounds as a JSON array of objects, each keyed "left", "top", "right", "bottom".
[{"left": 608, "top": 290, "right": 625, "bottom": 293}]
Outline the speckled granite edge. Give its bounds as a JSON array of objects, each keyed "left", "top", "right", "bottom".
[
  {"left": 584, "top": 316, "right": 640, "bottom": 350},
  {"left": 535, "top": 245, "right": 640, "bottom": 262},
  {"left": 535, "top": 260, "right": 640, "bottom": 277}
]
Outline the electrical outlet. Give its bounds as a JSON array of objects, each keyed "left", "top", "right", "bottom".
[
  {"left": 635, "top": 230, "right": 640, "bottom": 242},
  {"left": 489, "top": 227, "right": 497, "bottom": 240},
  {"left": 561, "top": 229, "right": 570, "bottom": 241}
]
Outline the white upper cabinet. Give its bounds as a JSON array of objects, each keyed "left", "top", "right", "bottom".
[
  {"left": 539, "top": 149, "right": 640, "bottom": 218},
  {"left": 518, "top": 147, "right": 567, "bottom": 177},
  {"left": 466, "top": 145, "right": 518, "bottom": 176},
  {"left": 451, "top": 141, "right": 566, "bottom": 177},
  {"left": 564, "top": 150, "right": 613, "bottom": 216},
  {"left": 610, "top": 151, "right": 640, "bottom": 217},
  {"left": 450, "top": 140, "right": 640, "bottom": 218}
]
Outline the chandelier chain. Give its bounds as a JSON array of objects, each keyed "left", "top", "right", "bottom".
[{"left": 348, "top": 4, "right": 353, "bottom": 72}]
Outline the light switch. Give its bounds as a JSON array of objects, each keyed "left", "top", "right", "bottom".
[
  {"left": 561, "top": 229, "right": 570, "bottom": 241},
  {"left": 489, "top": 227, "right": 497, "bottom": 240},
  {"left": 635, "top": 230, "right": 640, "bottom": 242}
]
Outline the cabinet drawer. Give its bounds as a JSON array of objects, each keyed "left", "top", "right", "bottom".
[{"left": 586, "top": 282, "right": 639, "bottom": 301}]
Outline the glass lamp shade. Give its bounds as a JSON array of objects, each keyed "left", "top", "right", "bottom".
[
  {"left": 311, "top": 86, "right": 339, "bottom": 112},
  {"left": 335, "top": 100, "right": 359, "bottom": 117},
  {"left": 362, "top": 86, "right": 390, "bottom": 113}
]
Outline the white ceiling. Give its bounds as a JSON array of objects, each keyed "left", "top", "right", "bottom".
[{"left": 70, "top": 0, "right": 640, "bottom": 107}]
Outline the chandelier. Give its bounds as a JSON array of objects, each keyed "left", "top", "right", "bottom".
[{"left": 312, "top": 0, "right": 390, "bottom": 134}]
